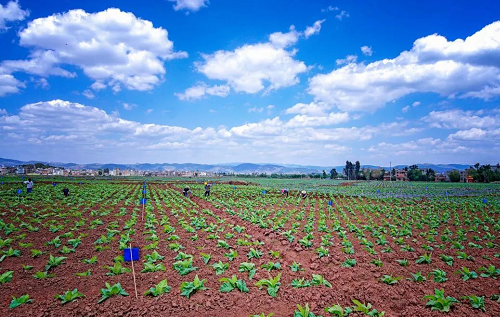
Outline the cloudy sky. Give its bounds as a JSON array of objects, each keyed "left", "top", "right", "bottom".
[{"left": 1, "top": 0, "right": 499, "bottom": 166}]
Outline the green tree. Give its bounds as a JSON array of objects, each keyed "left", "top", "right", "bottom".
[
  {"left": 449, "top": 170, "right": 460, "bottom": 182},
  {"left": 355, "top": 161, "right": 361, "bottom": 180},
  {"left": 329, "top": 168, "right": 338, "bottom": 179},
  {"left": 322, "top": 170, "right": 327, "bottom": 179},
  {"left": 407, "top": 165, "right": 421, "bottom": 181}
]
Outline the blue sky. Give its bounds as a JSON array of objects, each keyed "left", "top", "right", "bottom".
[{"left": 1, "top": 0, "right": 500, "bottom": 166}]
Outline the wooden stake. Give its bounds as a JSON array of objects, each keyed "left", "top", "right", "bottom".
[
  {"left": 142, "top": 203, "right": 144, "bottom": 222},
  {"left": 129, "top": 244, "right": 138, "bottom": 299}
]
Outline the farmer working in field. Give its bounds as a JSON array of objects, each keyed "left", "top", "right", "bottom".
[
  {"left": 62, "top": 187, "right": 70, "bottom": 197},
  {"left": 24, "top": 178, "right": 34, "bottom": 193},
  {"left": 282, "top": 188, "right": 289, "bottom": 197},
  {"left": 300, "top": 190, "right": 307, "bottom": 199},
  {"left": 204, "top": 182, "right": 211, "bottom": 197},
  {"left": 183, "top": 186, "right": 191, "bottom": 197}
]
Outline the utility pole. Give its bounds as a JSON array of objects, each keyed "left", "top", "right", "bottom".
[{"left": 390, "top": 161, "right": 392, "bottom": 182}]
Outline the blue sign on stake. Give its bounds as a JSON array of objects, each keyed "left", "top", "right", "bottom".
[
  {"left": 143, "top": 185, "right": 146, "bottom": 189},
  {"left": 17, "top": 189, "right": 22, "bottom": 195},
  {"left": 483, "top": 198, "right": 488, "bottom": 204},
  {"left": 124, "top": 247, "right": 139, "bottom": 261},
  {"left": 233, "top": 186, "right": 236, "bottom": 189},
  {"left": 79, "top": 182, "right": 82, "bottom": 185},
  {"left": 1, "top": 181, "right": 3, "bottom": 185},
  {"left": 262, "top": 190, "right": 266, "bottom": 194},
  {"left": 53, "top": 182, "right": 57, "bottom": 186},
  {"left": 142, "top": 190, "right": 147, "bottom": 194},
  {"left": 328, "top": 200, "right": 333, "bottom": 206},
  {"left": 140, "top": 198, "right": 147, "bottom": 205}
]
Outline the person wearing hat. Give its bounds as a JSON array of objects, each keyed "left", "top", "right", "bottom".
[
  {"left": 204, "top": 183, "right": 211, "bottom": 197},
  {"left": 24, "top": 178, "right": 34, "bottom": 193},
  {"left": 282, "top": 188, "right": 289, "bottom": 197},
  {"left": 183, "top": 186, "right": 191, "bottom": 197},
  {"left": 300, "top": 190, "right": 307, "bottom": 199}
]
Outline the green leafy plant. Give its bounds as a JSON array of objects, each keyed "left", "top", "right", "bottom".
[
  {"left": 351, "top": 299, "right": 384, "bottom": 316},
  {"left": 311, "top": 274, "right": 332, "bottom": 288},
  {"left": 461, "top": 295, "right": 485, "bottom": 311},
  {"left": 247, "top": 248, "right": 263, "bottom": 260},
  {"left": 409, "top": 271, "right": 426, "bottom": 282},
  {"left": 291, "top": 278, "right": 311, "bottom": 288},
  {"left": 424, "top": 289, "right": 458, "bottom": 312},
  {"left": 45, "top": 254, "right": 67, "bottom": 271},
  {"left": 173, "top": 258, "right": 198, "bottom": 276},
  {"left": 269, "top": 250, "right": 281, "bottom": 258},
  {"left": 22, "top": 264, "right": 33, "bottom": 271},
  {"left": 180, "top": 275, "right": 208, "bottom": 298},
  {"left": 324, "top": 304, "right": 352, "bottom": 317},
  {"left": 225, "top": 249, "right": 238, "bottom": 261},
  {"left": 455, "top": 267, "right": 478, "bottom": 281},
  {"left": 416, "top": 253, "right": 432, "bottom": 264},
  {"left": 9, "top": 294, "right": 33, "bottom": 309},
  {"left": 55, "top": 289, "right": 85, "bottom": 305},
  {"left": 479, "top": 264, "right": 500, "bottom": 278},
  {"left": 212, "top": 261, "right": 229, "bottom": 275},
  {"left": 429, "top": 269, "right": 448, "bottom": 283},
  {"left": 200, "top": 253, "right": 211, "bottom": 264},
  {"left": 1, "top": 247, "right": 21, "bottom": 261},
  {"left": 0, "top": 270, "right": 13, "bottom": 284},
  {"left": 290, "top": 261, "right": 304, "bottom": 272},
  {"left": 82, "top": 256, "right": 97, "bottom": 264},
  {"left": 145, "top": 251, "right": 165, "bottom": 263},
  {"left": 217, "top": 239, "right": 231, "bottom": 249},
  {"left": 104, "top": 262, "right": 131, "bottom": 276},
  {"left": 379, "top": 275, "right": 402, "bottom": 285},
  {"left": 439, "top": 254, "right": 454, "bottom": 266},
  {"left": 239, "top": 262, "right": 257, "bottom": 279},
  {"left": 370, "top": 258, "right": 383, "bottom": 267},
  {"left": 456, "top": 251, "right": 473, "bottom": 261},
  {"left": 33, "top": 271, "right": 55, "bottom": 279},
  {"left": 142, "top": 262, "right": 166, "bottom": 273},
  {"left": 396, "top": 258, "right": 408, "bottom": 267},
  {"left": 293, "top": 303, "right": 321, "bottom": 317},
  {"left": 261, "top": 261, "right": 281, "bottom": 271},
  {"left": 255, "top": 273, "right": 281, "bottom": 297},
  {"left": 342, "top": 258, "right": 357, "bottom": 268},
  {"left": 98, "top": 283, "right": 128, "bottom": 303},
  {"left": 219, "top": 275, "right": 249, "bottom": 293},
  {"left": 76, "top": 269, "right": 91, "bottom": 277},
  {"left": 144, "top": 279, "right": 171, "bottom": 297},
  {"left": 30, "top": 249, "right": 44, "bottom": 258},
  {"left": 315, "top": 246, "right": 329, "bottom": 258}
]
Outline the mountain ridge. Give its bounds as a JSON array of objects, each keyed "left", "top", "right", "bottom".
[{"left": 0, "top": 157, "right": 476, "bottom": 174}]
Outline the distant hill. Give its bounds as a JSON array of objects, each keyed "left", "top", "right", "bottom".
[{"left": 0, "top": 157, "right": 474, "bottom": 174}]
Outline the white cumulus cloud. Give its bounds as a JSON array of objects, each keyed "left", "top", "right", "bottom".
[
  {"left": 308, "top": 21, "right": 500, "bottom": 112},
  {"left": 1, "top": 8, "right": 186, "bottom": 95},
  {"left": 168, "top": 0, "right": 209, "bottom": 12},
  {"left": 175, "top": 82, "right": 230, "bottom": 100},
  {"left": 0, "top": 0, "right": 29, "bottom": 30},
  {"left": 360, "top": 46, "right": 373, "bottom": 56}
]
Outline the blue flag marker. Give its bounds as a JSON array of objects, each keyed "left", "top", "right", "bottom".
[
  {"left": 376, "top": 189, "right": 380, "bottom": 194},
  {"left": 483, "top": 198, "right": 488, "bottom": 204},
  {"left": 233, "top": 186, "right": 236, "bottom": 189},
  {"left": 328, "top": 200, "right": 333, "bottom": 206},
  {"left": 142, "top": 189, "right": 147, "bottom": 194},
  {"left": 53, "top": 182, "right": 57, "bottom": 187},
  {"left": 140, "top": 198, "right": 147, "bottom": 205},
  {"left": 262, "top": 190, "right": 266, "bottom": 194},
  {"left": 17, "top": 189, "right": 22, "bottom": 195},
  {"left": 1, "top": 181, "right": 3, "bottom": 185},
  {"left": 124, "top": 247, "right": 139, "bottom": 261},
  {"left": 79, "top": 182, "right": 82, "bottom": 185},
  {"left": 143, "top": 185, "right": 146, "bottom": 189}
]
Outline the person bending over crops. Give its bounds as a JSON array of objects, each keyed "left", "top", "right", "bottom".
[
  {"left": 62, "top": 187, "right": 70, "bottom": 197},
  {"left": 204, "top": 183, "right": 211, "bottom": 197},
  {"left": 24, "top": 178, "right": 34, "bottom": 193},
  {"left": 183, "top": 186, "right": 192, "bottom": 197},
  {"left": 300, "top": 190, "right": 307, "bottom": 199},
  {"left": 282, "top": 188, "right": 289, "bottom": 197}
]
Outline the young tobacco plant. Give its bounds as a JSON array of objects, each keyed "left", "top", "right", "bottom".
[
  {"left": 45, "top": 254, "right": 67, "bottom": 271},
  {"left": 173, "top": 258, "right": 198, "bottom": 276},
  {"left": 180, "top": 275, "right": 208, "bottom": 298},
  {"left": 238, "top": 262, "right": 257, "bottom": 279},
  {"left": 224, "top": 249, "right": 238, "bottom": 261},
  {"left": 291, "top": 278, "right": 311, "bottom": 288},
  {"left": 219, "top": 275, "right": 249, "bottom": 293},
  {"left": 311, "top": 274, "right": 332, "bottom": 288},
  {"left": 55, "top": 289, "right": 85, "bottom": 305},
  {"left": 455, "top": 267, "right": 478, "bottom": 281},
  {"left": 290, "top": 261, "right": 304, "bottom": 272},
  {"left": 424, "top": 289, "right": 458, "bottom": 312},
  {"left": 212, "top": 261, "right": 229, "bottom": 275},
  {"left": 141, "top": 262, "right": 166, "bottom": 273},
  {"left": 351, "top": 299, "right": 385, "bottom": 316},
  {"left": 144, "top": 279, "right": 171, "bottom": 297},
  {"left": 247, "top": 248, "right": 263, "bottom": 260},
  {"left": 461, "top": 295, "right": 485, "bottom": 312},
  {"left": 479, "top": 264, "right": 500, "bottom": 278},
  {"left": 9, "top": 294, "right": 33, "bottom": 309},
  {"left": 0, "top": 270, "right": 13, "bottom": 284},
  {"left": 104, "top": 262, "right": 131, "bottom": 276},
  {"left": 293, "top": 303, "right": 321, "bottom": 317},
  {"left": 98, "top": 283, "right": 128, "bottom": 303},
  {"left": 255, "top": 273, "right": 281, "bottom": 297},
  {"left": 379, "top": 275, "right": 403, "bottom": 285},
  {"left": 200, "top": 253, "right": 211, "bottom": 265},
  {"left": 261, "top": 261, "right": 281, "bottom": 271}
]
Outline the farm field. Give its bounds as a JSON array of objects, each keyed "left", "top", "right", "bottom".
[{"left": 0, "top": 179, "right": 500, "bottom": 317}]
